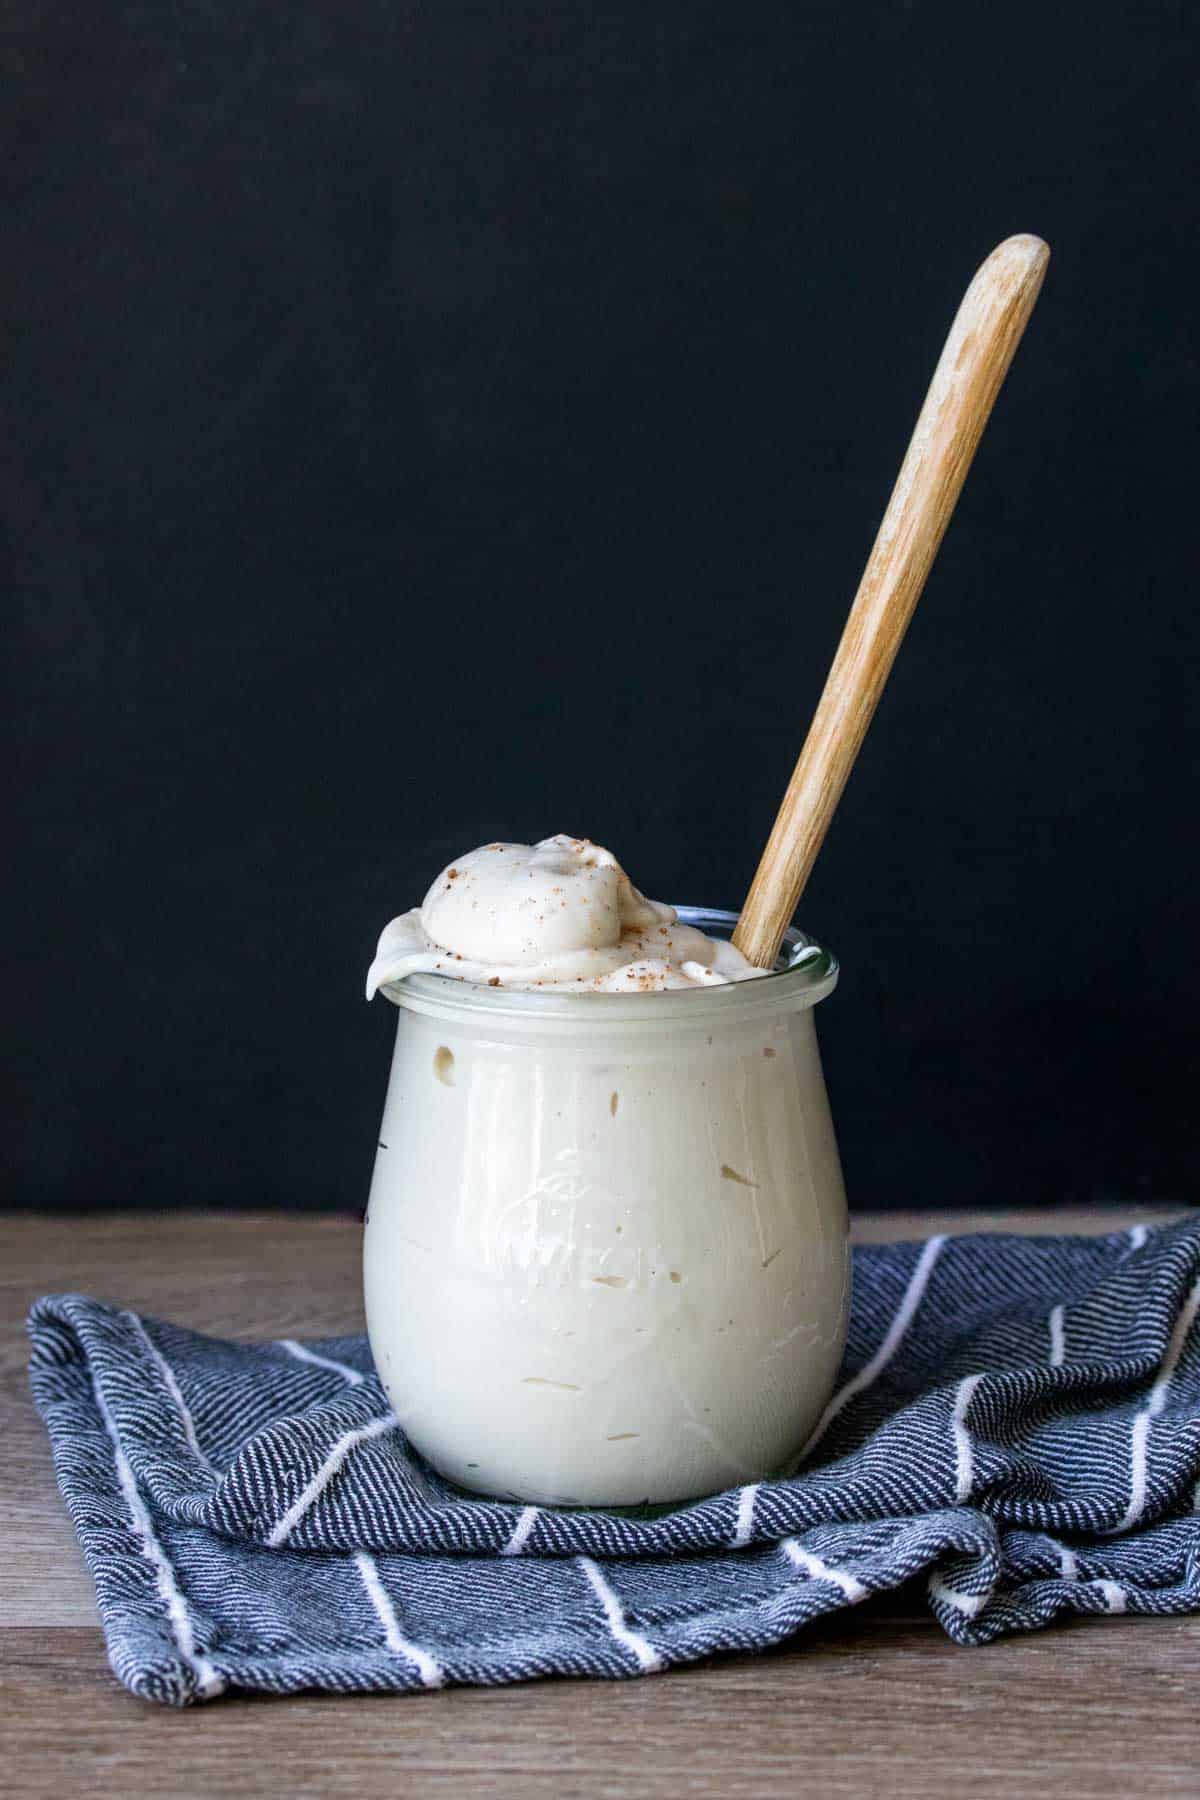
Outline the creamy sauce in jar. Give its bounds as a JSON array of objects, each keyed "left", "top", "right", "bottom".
[{"left": 363, "top": 880, "right": 846, "bottom": 1506}]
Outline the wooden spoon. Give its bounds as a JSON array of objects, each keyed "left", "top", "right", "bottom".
[{"left": 733, "top": 233, "right": 1050, "bottom": 969}]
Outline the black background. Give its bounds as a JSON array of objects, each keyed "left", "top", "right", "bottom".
[{"left": 6, "top": 3, "right": 1197, "bottom": 1214}]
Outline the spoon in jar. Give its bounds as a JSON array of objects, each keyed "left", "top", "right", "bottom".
[{"left": 732, "top": 233, "right": 1050, "bottom": 970}]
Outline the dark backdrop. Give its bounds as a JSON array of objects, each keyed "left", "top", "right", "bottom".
[{"left": 6, "top": 3, "right": 1197, "bottom": 1213}]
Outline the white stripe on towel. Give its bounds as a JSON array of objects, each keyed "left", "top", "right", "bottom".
[
  {"left": 124, "top": 1311, "right": 216, "bottom": 1474},
  {"left": 952, "top": 1373, "right": 985, "bottom": 1503},
  {"left": 1057, "top": 1542, "right": 1079, "bottom": 1581},
  {"left": 502, "top": 1506, "right": 540, "bottom": 1557},
  {"left": 266, "top": 1414, "right": 397, "bottom": 1547},
  {"left": 781, "top": 1537, "right": 867, "bottom": 1603},
  {"left": 927, "top": 1573, "right": 986, "bottom": 1619},
  {"left": 1048, "top": 1304, "right": 1066, "bottom": 1368},
  {"left": 1115, "top": 1274, "right": 1200, "bottom": 1532},
  {"left": 91, "top": 1370, "right": 224, "bottom": 1697},
  {"left": 803, "top": 1234, "right": 947, "bottom": 1455},
  {"left": 278, "top": 1339, "right": 364, "bottom": 1386},
  {"left": 355, "top": 1552, "right": 444, "bottom": 1687},
  {"left": 578, "top": 1557, "right": 662, "bottom": 1673},
  {"left": 732, "top": 1483, "right": 760, "bottom": 1548},
  {"left": 1096, "top": 1579, "right": 1127, "bottom": 1614}
]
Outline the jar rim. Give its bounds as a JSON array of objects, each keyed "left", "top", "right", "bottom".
[{"left": 378, "top": 907, "right": 838, "bottom": 1027}]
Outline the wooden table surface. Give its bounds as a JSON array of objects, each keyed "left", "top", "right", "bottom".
[{"left": 3, "top": 1207, "right": 1196, "bottom": 1798}]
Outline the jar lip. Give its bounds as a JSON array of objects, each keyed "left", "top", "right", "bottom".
[{"left": 378, "top": 906, "right": 838, "bottom": 1025}]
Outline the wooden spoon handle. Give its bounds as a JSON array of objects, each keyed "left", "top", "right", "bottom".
[{"left": 733, "top": 233, "right": 1049, "bottom": 969}]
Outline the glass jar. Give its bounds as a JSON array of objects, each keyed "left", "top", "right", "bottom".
[{"left": 363, "top": 909, "right": 847, "bottom": 1507}]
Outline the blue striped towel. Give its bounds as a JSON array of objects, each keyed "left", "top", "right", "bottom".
[{"left": 29, "top": 1217, "right": 1200, "bottom": 1706}]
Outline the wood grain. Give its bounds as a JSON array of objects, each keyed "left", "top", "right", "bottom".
[
  {"left": 3, "top": 1618, "right": 1200, "bottom": 1800},
  {"left": 3, "top": 1207, "right": 1195, "bottom": 1799},
  {"left": 734, "top": 234, "right": 1050, "bottom": 969}
]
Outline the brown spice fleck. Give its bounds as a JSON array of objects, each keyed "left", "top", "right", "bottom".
[{"left": 488, "top": 976, "right": 501, "bottom": 987}]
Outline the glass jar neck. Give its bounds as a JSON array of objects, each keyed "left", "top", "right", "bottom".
[{"left": 381, "top": 909, "right": 838, "bottom": 1035}]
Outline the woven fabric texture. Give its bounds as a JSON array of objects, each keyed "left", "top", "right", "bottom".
[{"left": 29, "top": 1218, "right": 1200, "bottom": 1705}]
